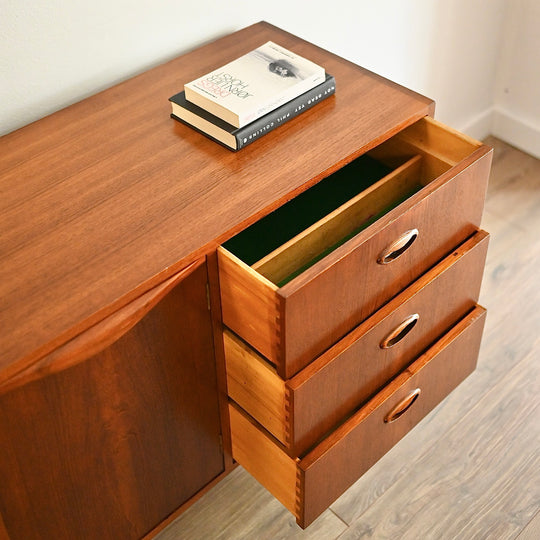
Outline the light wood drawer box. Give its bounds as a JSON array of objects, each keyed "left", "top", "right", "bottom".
[
  {"left": 225, "top": 230, "right": 489, "bottom": 456},
  {"left": 218, "top": 116, "right": 492, "bottom": 379},
  {"left": 229, "top": 304, "right": 486, "bottom": 528}
]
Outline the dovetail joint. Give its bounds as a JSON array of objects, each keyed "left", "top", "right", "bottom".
[
  {"left": 295, "top": 467, "right": 303, "bottom": 522},
  {"left": 284, "top": 386, "right": 293, "bottom": 447},
  {"left": 274, "top": 295, "right": 285, "bottom": 374}
]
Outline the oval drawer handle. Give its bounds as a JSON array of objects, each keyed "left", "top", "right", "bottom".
[
  {"left": 380, "top": 313, "right": 420, "bottom": 349},
  {"left": 377, "top": 228, "right": 419, "bottom": 264},
  {"left": 384, "top": 388, "right": 421, "bottom": 423}
]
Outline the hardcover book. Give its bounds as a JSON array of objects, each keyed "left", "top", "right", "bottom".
[
  {"left": 184, "top": 41, "right": 326, "bottom": 128},
  {"left": 171, "top": 74, "right": 336, "bottom": 151}
]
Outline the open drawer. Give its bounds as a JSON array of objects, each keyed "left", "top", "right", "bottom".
[
  {"left": 225, "top": 230, "right": 489, "bottom": 455},
  {"left": 218, "top": 116, "right": 492, "bottom": 378},
  {"left": 229, "top": 305, "right": 487, "bottom": 528}
]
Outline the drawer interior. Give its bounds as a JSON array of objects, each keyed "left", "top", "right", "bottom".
[{"left": 222, "top": 116, "right": 482, "bottom": 287}]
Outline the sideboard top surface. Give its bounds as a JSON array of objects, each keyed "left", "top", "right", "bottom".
[{"left": 0, "top": 22, "right": 434, "bottom": 386}]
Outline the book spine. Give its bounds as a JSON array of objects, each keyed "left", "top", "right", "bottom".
[{"left": 235, "top": 77, "right": 336, "bottom": 150}]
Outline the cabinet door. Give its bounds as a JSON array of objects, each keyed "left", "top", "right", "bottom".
[{"left": 0, "top": 260, "right": 223, "bottom": 540}]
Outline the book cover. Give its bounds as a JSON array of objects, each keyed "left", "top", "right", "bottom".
[
  {"left": 184, "top": 41, "right": 326, "bottom": 128},
  {"left": 171, "top": 74, "right": 336, "bottom": 151}
]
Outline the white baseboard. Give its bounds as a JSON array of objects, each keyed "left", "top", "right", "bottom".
[
  {"left": 492, "top": 108, "right": 540, "bottom": 159},
  {"left": 455, "top": 107, "right": 540, "bottom": 159},
  {"left": 458, "top": 108, "right": 495, "bottom": 141}
]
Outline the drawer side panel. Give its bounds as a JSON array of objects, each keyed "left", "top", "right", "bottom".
[
  {"left": 218, "top": 247, "right": 282, "bottom": 365},
  {"left": 228, "top": 402, "right": 298, "bottom": 516},
  {"left": 224, "top": 330, "right": 290, "bottom": 445}
]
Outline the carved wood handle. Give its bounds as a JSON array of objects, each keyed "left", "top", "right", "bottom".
[
  {"left": 377, "top": 228, "right": 419, "bottom": 264},
  {"left": 1, "top": 261, "right": 200, "bottom": 394},
  {"left": 380, "top": 314, "right": 420, "bottom": 349},
  {"left": 384, "top": 388, "right": 421, "bottom": 423}
]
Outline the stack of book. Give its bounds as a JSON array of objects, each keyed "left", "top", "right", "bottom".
[{"left": 169, "top": 41, "right": 336, "bottom": 151}]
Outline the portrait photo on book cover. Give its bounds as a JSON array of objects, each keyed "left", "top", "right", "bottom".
[{"left": 250, "top": 45, "right": 311, "bottom": 81}]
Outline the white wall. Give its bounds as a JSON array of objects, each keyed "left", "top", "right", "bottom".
[
  {"left": 0, "top": 0, "right": 508, "bottom": 142},
  {"left": 493, "top": 0, "right": 540, "bottom": 158}
]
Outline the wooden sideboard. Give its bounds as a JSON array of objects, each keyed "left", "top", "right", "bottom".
[{"left": 0, "top": 22, "right": 491, "bottom": 538}]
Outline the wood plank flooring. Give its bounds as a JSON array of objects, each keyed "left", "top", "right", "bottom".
[{"left": 157, "top": 137, "right": 540, "bottom": 540}]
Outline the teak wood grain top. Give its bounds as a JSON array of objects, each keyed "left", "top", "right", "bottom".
[{"left": 0, "top": 22, "right": 434, "bottom": 387}]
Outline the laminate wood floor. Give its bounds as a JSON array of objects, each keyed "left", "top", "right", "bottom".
[{"left": 157, "top": 137, "right": 540, "bottom": 540}]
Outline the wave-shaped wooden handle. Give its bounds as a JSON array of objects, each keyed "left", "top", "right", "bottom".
[{"left": 1, "top": 261, "right": 199, "bottom": 393}]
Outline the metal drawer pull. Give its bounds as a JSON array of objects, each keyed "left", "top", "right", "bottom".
[
  {"left": 377, "top": 228, "right": 419, "bottom": 264},
  {"left": 384, "top": 388, "right": 421, "bottom": 423},
  {"left": 380, "top": 313, "right": 420, "bottom": 349}
]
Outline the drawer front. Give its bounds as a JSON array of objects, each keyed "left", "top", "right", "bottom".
[
  {"left": 219, "top": 117, "right": 492, "bottom": 379},
  {"left": 225, "top": 231, "right": 489, "bottom": 455},
  {"left": 288, "top": 230, "right": 489, "bottom": 454},
  {"left": 279, "top": 148, "right": 491, "bottom": 377},
  {"left": 229, "top": 305, "right": 487, "bottom": 528},
  {"left": 298, "top": 305, "right": 486, "bottom": 527}
]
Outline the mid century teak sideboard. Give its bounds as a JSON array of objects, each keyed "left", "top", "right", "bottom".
[{"left": 0, "top": 22, "right": 491, "bottom": 538}]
